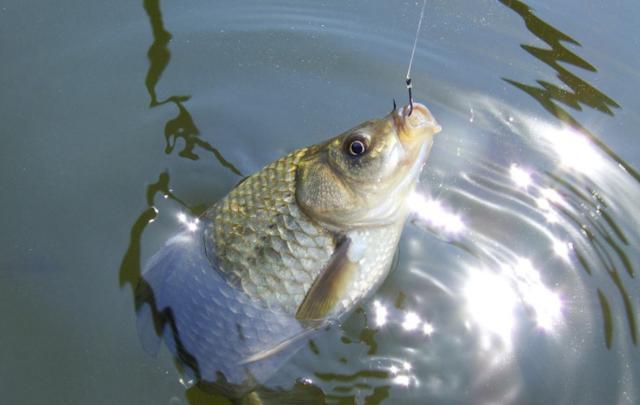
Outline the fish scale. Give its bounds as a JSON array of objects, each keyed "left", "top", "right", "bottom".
[
  {"left": 204, "top": 146, "right": 412, "bottom": 317},
  {"left": 205, "top": 147, "right": 337, "bottom": 314},
  {"left": 137, "top": 231, "right": 312, "bottom": 392}
]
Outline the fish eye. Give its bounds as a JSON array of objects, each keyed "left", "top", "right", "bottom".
[{"left": 345, "top": 135, "right": 368, "bottom": 157}]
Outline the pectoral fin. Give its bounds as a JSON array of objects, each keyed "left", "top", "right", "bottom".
[{"left": 295, "top": 236, "right": 357, "bottom": 321}]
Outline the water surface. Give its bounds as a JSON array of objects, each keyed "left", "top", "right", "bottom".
[{"left": 1, "top": 0, "right": 639, "bottom": 404}]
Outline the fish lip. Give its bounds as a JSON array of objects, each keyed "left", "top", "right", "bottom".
[
  {"left": 392, "top": 102, "right": 441, "bottom": 144},
  {"left": 401, "top": 102, "right": 428, "bottom": 120}
]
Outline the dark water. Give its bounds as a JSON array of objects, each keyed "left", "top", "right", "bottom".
[{"left": 1, "top": 0, "right": 639, "bottom": 403}]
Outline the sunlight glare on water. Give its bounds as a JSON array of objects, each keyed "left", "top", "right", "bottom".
[
  {"left": 464, "top": 269, "right": 518, "bottom": 348},
  {"left": 536, "top": 123, "right": 606, "bottom": 174},
  {"left": 509, "top": 164, "right": 532, "bottom": 189},
  {"left": 510, "top": 258, "right": 563, "bottom": 332},
  {"left": 402, "top": 311, "right": 422, "bottom": 331},
  {"left": 176, "top": 211, "right": 199, "bottom": 232},
  {"left": 461, "top": 259, "right": 562, "bottom": 351},
  {"left": 408, "top": 192, "right": 465, "bottom": 235},
  {"left": 373, "top": 299, "right": 388, "bottom": 327}
]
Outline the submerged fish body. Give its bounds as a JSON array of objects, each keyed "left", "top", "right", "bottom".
[
  {"left": 137, "top": 230, "right": 319, "bottom": 395},
  {"left": 137, "top": 102, "right": 441, "bottom": 394}
]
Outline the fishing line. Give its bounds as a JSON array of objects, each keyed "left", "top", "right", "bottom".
[{"left": 405, "top": 0, "right": 427, "bottom": 116}]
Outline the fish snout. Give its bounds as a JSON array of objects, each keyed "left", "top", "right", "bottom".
[
  {"left": 401, "top": 102, "right": 441, "bottom": 132},
  {"left": 394, "top": 102, "right": 441, "bottom": 145}
]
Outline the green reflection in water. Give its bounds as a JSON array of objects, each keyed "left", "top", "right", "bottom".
[
  {"left": 119, "top": 1, "right": 245, "bottom": 403},
  {"left": 597, "top": 289, "right": 614, "bottom": 349},
  {"left": 119, "top": 172, "right": 240, "bottom": 403},
  {"left": 499, "top": 0, "right": 638, "bottom": 182},
  {"left": 500, "top": 0, "right": 637, "bottom": 348},
  {"left": 143, "top": 0, "right": 242, "bottom": 175},
  {"left": 501, "top": 0, "right": 619, "bottom": 115},
  {"left": 119, "top": 171, "right": 189, "bottom": 295}
]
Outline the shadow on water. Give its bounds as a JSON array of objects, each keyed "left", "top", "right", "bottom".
[{"left": 500, "top": 0, "right": 637, "bottom": 348}]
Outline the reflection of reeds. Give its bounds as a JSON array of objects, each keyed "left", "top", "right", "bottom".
[
  {"left": 547, "top": 172, "right": 637, "bottom": 348},
  {"left": 119, "top": 171, "right": 188, "bottom": 295},
  {"left": 499, "top": 0, "right": 619, "bottom": 115},
  {"left": 143, "top": 0, "right": 171, "bottom": 108},
  {"left": 143, "top": 0, "right": 242, "bottom": 175},
  {"left": 500, "top": 0, "right": 638, "bottom": 181},
  {"left": 120, "top": 1, "right": 246, "bottom": 400},
  {"left": 117, "top": 172, "right": 197, "bottom": 371},
  {"left": 500, "top": 0, "right": 637, "bottom": 348}
]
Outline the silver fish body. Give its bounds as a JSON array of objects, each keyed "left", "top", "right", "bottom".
[
  {"left": 136, "top": 102, "right": 441, "bottom": 395},
  {"left": 137, "top": 230, "right": 317, "bottom": 396},
  {"left": 203, "top": 147, "right": 408, "bottom": 319}
]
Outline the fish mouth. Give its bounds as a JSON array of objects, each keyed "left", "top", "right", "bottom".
[
  {"left": 355, "top": 102, "right": 440, "bottom": 226},
  {"left": 393, "top": 102, "right": 441, "bottom": 146}
]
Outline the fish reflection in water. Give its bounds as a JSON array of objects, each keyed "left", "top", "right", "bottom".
[{"left": 135, "top": 102, "right": 441, "bottom": 397}]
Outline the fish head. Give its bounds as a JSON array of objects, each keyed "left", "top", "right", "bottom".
[{"left": 296, "top": 102, "right": 441, "bottom": 229}]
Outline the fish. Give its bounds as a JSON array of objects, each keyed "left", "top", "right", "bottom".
[{"left": 136, "top": 101, "right": 441, "bottom": 397}]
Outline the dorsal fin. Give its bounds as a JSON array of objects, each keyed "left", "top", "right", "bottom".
[{"left": 295, "top": 236, "right": 357, "bottom": 321}]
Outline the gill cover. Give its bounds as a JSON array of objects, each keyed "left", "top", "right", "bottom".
[{"left": 295, "top": 151, "right": 358, "bottom": 227}]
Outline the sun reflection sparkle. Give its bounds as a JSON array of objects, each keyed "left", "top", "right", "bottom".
[
  {"left": 177, "top": 212, "right": 199, "bottom": 232},
  {"left": 464, "top": 270, "right": 517, "bottom": 344},
  {"left": 541, "top": 125, "right": 605, "bottom": 173},
  {"left": 541, "top": 188, "right": 564, "bottom": 204},
  {"left": 465, "top": 259, "right": 562, "bottom": 342},
  {"left": 423, "top": 322, "right": 435, "bottom": 336},
  {"left": 512, "top": 259, "right": 562, "bottom": 331},
  {"left": 387, "top": 361, "right": 415, "bottom": 387},
  {"left": 536, "top": 197, "right": 551, "bottom": 211},
  {"left": 373, "top": 300, "right": 388, "bottom": 327},
  {"left": 402, "top": 312, "right": 421, "bottom": 331},
  {"left": 552, "top": 238, "right": 572, "bottom": 261},
  {"left": 510, "top": 164, "right": 532, "bottom": 188},
  {"left": 393, "top": 375, "right": 411, "bottom": 386},
  {"left": 409, "top": 192, "right": 465, "bottom": 234},
  {"left": 535, "top": 187, "right": 567, "bottom": 225},
  {"left": 544, "top": 212, "right": 560, "bottom": 224}
]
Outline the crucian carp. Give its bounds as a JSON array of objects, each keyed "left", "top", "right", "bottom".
[{"left": 136, "top": 101, "right": 441, "bottom": 395}]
